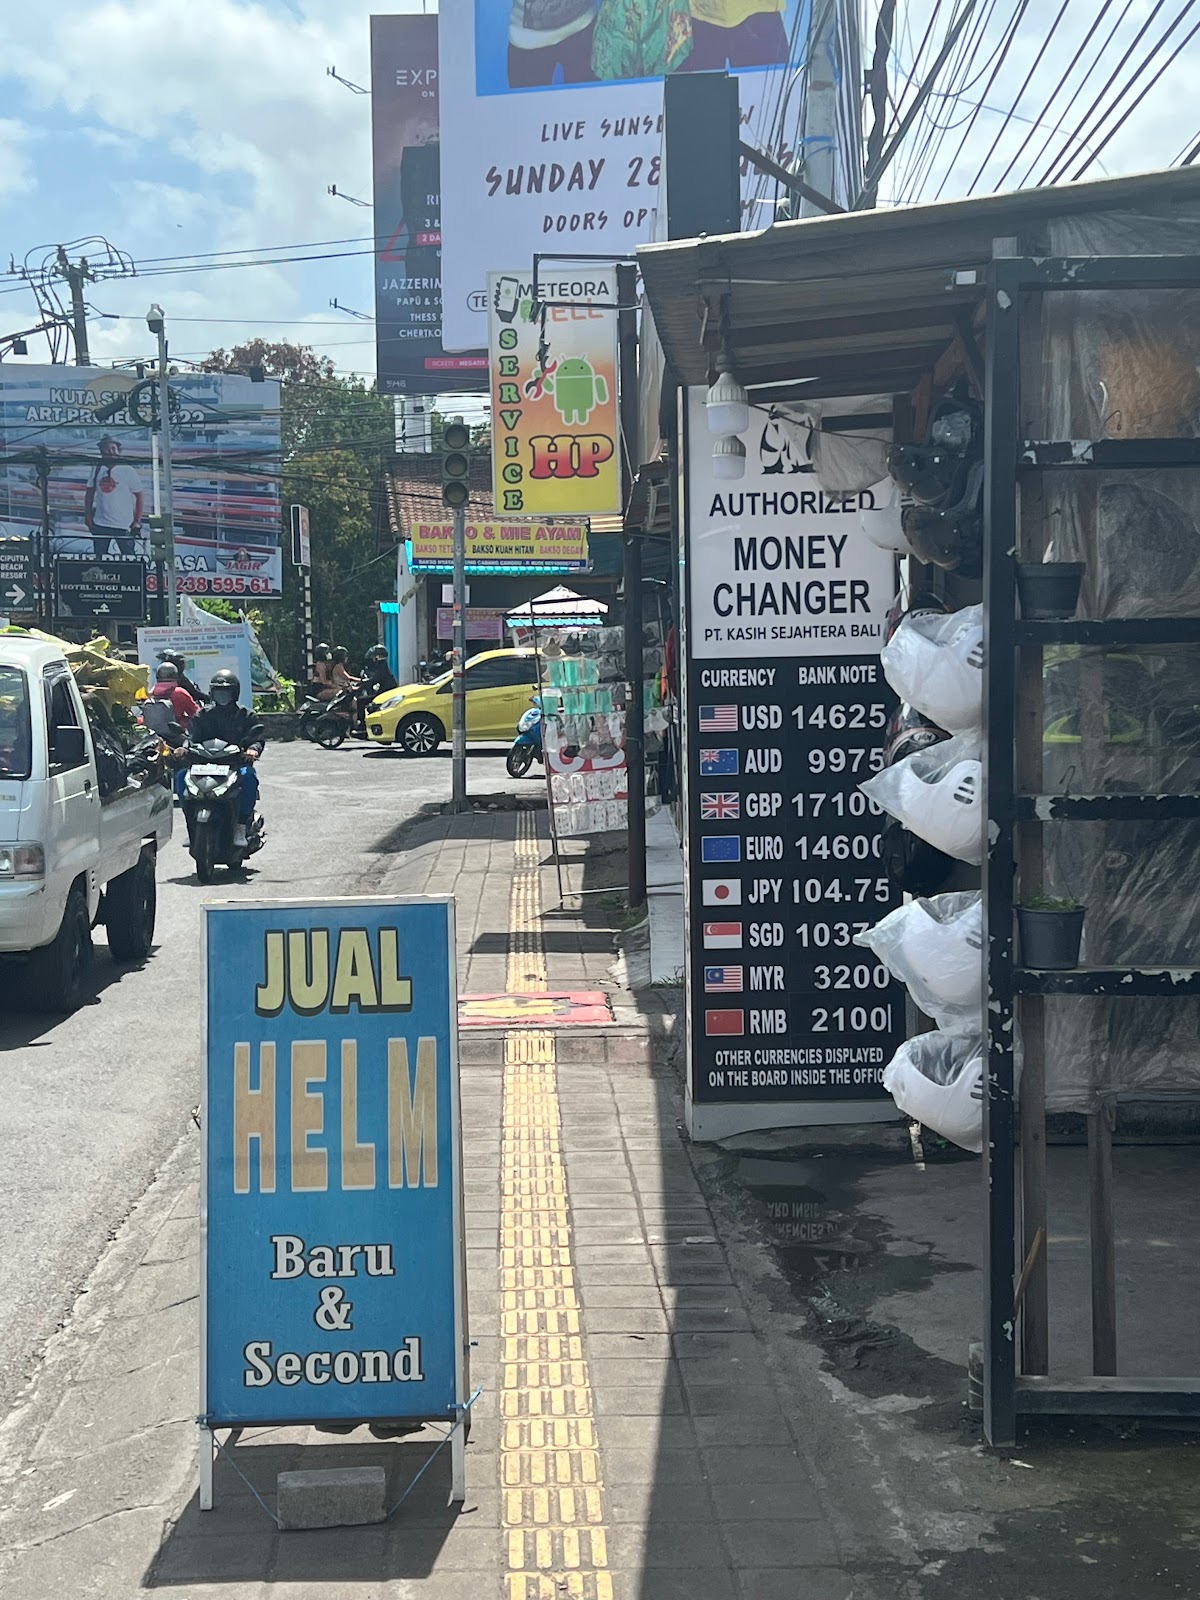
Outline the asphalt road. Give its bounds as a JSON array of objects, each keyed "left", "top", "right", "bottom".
[{"left": 0, "top": 737, "right": 521, "bottom": 1413}]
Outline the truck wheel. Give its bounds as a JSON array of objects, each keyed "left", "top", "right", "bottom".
[
  {"left": 106, "top": 851, "right": 157, "bottom": 963},
  {"left": 26, "top": 886, "right": 92, "bottom": 1014}
]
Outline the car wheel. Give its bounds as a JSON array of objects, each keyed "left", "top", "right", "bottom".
[
  {"left": 106, "top": 850, "right": 157, "bottom": 962},
  {"left": 398, "top": 713, "right": 443, "bottom": 756},
  {"left": 25, "top": 886, "right": 92, "bottom": 1013}
]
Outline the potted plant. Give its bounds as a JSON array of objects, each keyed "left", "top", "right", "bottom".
[
  {"left": 1017, "top": 892, "right": 1086, "bottom": 970},
  {"left": 1016, "top": 557, "right": 1086, "bottom": 621}
]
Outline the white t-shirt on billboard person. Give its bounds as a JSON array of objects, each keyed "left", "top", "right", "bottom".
[
  {"left": 90, "top": 460, "right": 143, "bottom": 530},
  {"left": 510, "top": 0, "right": 594, "bottom": 50}
]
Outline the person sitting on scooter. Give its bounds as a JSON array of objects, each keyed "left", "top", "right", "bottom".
[
  {"left": 311, "top": 643, "right": 336, "bottom": 701},
  {"left": 331, "top": 646, "right": 360, "bottom": 696},
  {"left": 186, "top": 670, "right": 265, "bottom": 849},
  {"left": 356, "top": 644, "right": 397, "bottom": 728}
]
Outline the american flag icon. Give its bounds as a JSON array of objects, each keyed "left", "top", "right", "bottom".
[
  {"left": 701, "top": 792, "right": 740, "bottom": 820},
  {"left": 699, "top": 704, "right": 738, "bottom": 733},
  {"left": 704, "top": 965, "right": 743, "bottom": 993}
]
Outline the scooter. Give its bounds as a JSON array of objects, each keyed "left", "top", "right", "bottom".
[
  {"left": 298, "top": 687, "right": 357, "bottom": 748},
  {"left": 180, "top": 740, "right": 265, "bottom": 883},
  {"left": 506, "top": 696, "right": 544, "bottom": 778}
]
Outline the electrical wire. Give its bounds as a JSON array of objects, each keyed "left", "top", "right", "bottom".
[
  {"left": 930, "top": 0, "right": 1030, "bottom": 201},
  {"left": 964, "top": 0, "right": 1071, "bottom": 194},
  {"left": 1064, "top": 1, "right": 1200, "bottom": 181},
  {"left": 993, "top": 0, "right": 1118, "bottom": 189},
  {"left": 1039, "top": 0, "right": 1172, "bottom": 184},
  {"left": 895, "top": 0, "right": 1002, "bottom": 202}
]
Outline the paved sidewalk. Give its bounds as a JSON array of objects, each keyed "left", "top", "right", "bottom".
[{"left": 0, "top": 804, "right": 847, "bottom": 1600}]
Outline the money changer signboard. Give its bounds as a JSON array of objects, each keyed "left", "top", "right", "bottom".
[
  {"left": 488, "top": 269, "right": 620, "bottom": 518},
  {"left": 200, "top": 897, "right": 467, "bottom": 1501}
]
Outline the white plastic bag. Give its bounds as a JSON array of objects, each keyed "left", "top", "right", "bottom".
[
  {"left": 854, "top": 892, "right": 982, "bottom": 1034},
  {"left": 860, "top": 732, "right": 983, "bottom": 864},
  {"left": 882, "top": 1031, "right": 984, "bottom": 1153},
  {"left": 880, "top": 604, "right": 984, "bottom": 731},
  {"left": 861, "top": 479, "right": 914, "bottom": 555}
]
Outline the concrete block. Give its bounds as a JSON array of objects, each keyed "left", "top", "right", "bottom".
[{"left": 276, "top": 1466, "right": 386, "bottom": 1530}]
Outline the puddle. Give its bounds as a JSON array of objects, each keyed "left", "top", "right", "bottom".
[{"left": 733, "top": 1154, "right": 874, "bottom": 1282}]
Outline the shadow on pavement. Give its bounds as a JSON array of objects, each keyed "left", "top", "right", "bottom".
[
  {"left": 0, "top": 945, "right": 159, "bottom": 1050},
  {"left": 146, "top": 1433, "right": 466, "bottom": 1587}
]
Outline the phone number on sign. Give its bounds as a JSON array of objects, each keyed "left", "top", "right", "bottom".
[{"left": 176, "top": 575, "right": 275, "bottom": 596}]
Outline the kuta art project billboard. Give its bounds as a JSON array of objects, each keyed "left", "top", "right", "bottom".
[
  {"left": 437, "top": 0, "right": 863, "bottom": 352},
  {"left": 0, "top": 365, "right": 282, "bottom": 597},
  {"left": 488, "top": 268, "right": 620, "bottom": 517}
]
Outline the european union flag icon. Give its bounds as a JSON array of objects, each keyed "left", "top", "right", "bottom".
[{"left": 701, "top": 836, "right": 741, "bottom": 864}]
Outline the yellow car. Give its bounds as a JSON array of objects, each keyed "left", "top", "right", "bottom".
[{"left": 366, "top": 648, "right": 543, "bottom": 756}]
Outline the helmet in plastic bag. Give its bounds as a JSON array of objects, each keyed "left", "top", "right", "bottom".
[
  {"left": 884, "top": 590, "right": 946, "bottom": 644},
  {"left": 880, "top": 817, "right": 955, "bottom": 896},
  {"left": 882, "top": 1032, "right": 984, "bottom": 1153},
  {"left": 881, "top": 604, "right": 984, "bottom": 733},
  {"left": 883, "top": 704, "right": 950, "bottom": 767},
  {"left": 856, "top": 891, "right": 983, "bottom": 1020},
  {"left": 863, "top": 733, "right": 984, "bottom": 865}
]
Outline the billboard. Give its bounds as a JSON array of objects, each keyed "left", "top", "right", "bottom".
[
  {"left": 0, "top": 366, "right": 282, "bottom": 597},
  {"left": 438, "top": 0, "right": 825, "bottom": 351},
  {"left": 410, "top": 518, "right": 589, "bottom": 573},
  {"left": 488, "top": 269, "right": 620, "bottom": 517},
  {"left": 370, "top": 13, "right": 488, "bottom": 395}
]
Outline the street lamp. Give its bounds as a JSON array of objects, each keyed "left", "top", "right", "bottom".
[{"left": 147, "top": 304, "right": 178, "bottom": 624}]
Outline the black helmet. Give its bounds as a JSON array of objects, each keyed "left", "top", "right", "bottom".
[
  {"left": 901, "top": 490, "right": 983, "bottom": 578},
  {"left": 884, "top": 703, "right": 951, "bottom": 767},
  {"left": 888, "top": 392, "right": 983, "bottom": 508},
  {"left": 367, "top": 644, "right": 388, "bottom": 661},
  {"left": 314, "top": 642, "right": 331, "bottom": 660},
  {"left": 210, "top": 669, "right": 240, "bottom": 704},
  {"left": 155, "top": 661, "right": 178, "bottom": 683},
  {"left": 880, "top": 817, "right": 955, "bottom": 896}
]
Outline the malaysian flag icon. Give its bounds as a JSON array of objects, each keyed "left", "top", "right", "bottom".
[
  {"left": 699, "top": 705, "right": 738, "bottom": 733},
  {"left": 704, "top": 965, "right": 743, "bottom": 993},
  {"left": 705, "top": 1009, "right": 745, "bottom": 1036},
  {"left": 700, "top": 749, "right": 739, "bottom": 777},
  {"left": 701, "top": 792, "right": 740, "bottom": 820}
]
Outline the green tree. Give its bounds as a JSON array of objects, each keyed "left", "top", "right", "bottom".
[{"left": 200, "top": 341, "right": 396, "bottom": 672}]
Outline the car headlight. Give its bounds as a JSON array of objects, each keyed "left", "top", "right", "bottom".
[
  {"left": 0, "top": 842, "right": 45, "bottom": 878},
  {"left": 376, "top": 692, "right": 406, "bottom": 711}
]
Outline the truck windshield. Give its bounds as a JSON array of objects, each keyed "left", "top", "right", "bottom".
[{"left": 0, "top": 666, "right": 32, "bottom": 779}]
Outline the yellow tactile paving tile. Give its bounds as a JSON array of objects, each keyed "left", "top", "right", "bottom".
[{"left": 500, "top": 815, "right": 617, "bottom": 1595}]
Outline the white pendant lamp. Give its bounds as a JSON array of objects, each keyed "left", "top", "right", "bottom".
[
  {"left": 705, "top": 368, "right": 750, "bottom": 438},
  {"left": 711, "top": 433, "right": 746, "bottom": 480}
]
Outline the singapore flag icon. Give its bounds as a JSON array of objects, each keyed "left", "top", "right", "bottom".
[{"left": 702, "top": 878, "right": 742, "bottom": 907}]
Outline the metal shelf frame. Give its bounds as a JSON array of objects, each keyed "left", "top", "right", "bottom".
[{"left": 982, "top": 253, "right": 1200, "bottom": 1445}]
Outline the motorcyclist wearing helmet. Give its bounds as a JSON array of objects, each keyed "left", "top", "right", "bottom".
[
  {"left": 311, "top": 643, "right": 336, "bottom": 702},
  {"left": 356, "top": 644, "right": 398, "bottom": 731},
  {"left": 160, "top": 650, "right": 205, "bottom": 705},
  {"left": 330, "top": 645, "right": 360, "bottom": 696},
  {"left": 186, "top": 671, "right": 266, "bottom": 848}
]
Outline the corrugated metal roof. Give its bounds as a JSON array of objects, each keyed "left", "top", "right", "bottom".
[{"left": 637, "top": 166, "right": 1200, "bottom": 399}]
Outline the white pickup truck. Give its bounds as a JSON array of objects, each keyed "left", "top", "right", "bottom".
[{"left": 0, "top": 634, "right": 173, "bottom": 1012}]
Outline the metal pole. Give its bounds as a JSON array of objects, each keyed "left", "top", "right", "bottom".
[
  {"left": 618, "top": 262, "right": 645, "bottom": 912},
  {"left": 798, "top": 0, "right": 839, "bottom": 216},
  {"left": 35, "top": 451, "right": 51, "bottom": 629},
  {"left": 302, "top": 567, "right": 314, "bottom": 685},
  {"left": 451, "top": 503, "right": 468, "bottom": 811},
  {"left": 156, "top": 322, "right": 179, "bottom": 626}
]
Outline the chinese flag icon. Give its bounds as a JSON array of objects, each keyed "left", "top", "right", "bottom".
[{"left": 705, "top": 1009, "right": 745, "bottom": 1036}]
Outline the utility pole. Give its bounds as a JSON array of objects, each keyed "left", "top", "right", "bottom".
[
  {"left": 798, "top": 0, "right": 839, "bottom": 216},
  {"left": 56, "top": 247, "right": 94, "bottom": 366},
  {"left": 148, "top": 305, "right": 179, "bottom": 625},
  {"left": 442, "top": 421, "right": 472, "bottom": 812},
  {"left": 617, "top": 262, "right": 646, "bottom": 912}
]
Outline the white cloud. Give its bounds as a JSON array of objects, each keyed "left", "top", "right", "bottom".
[{"left": 0, "top": 119, "right": 36, "bottom": 202}]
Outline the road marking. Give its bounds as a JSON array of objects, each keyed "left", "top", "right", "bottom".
[{"left": 501, "top": 812, "right": 614, "bottom": 1600}]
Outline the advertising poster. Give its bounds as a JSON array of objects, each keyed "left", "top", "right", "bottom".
[
  {"left": 438, "top": 0, "right": 834, "bottom": 351},
  {"left": 56, "top": 558, "right": 147, "bottom": 623},
  {"left": 137, "top": 624, "right": 253, "bottom": 710},
  {"left": 488, "top": 269, "right": 620, "bottom": 517},
  {"left": 681, "top": 387, "right": 904, "bottom": 1141},
  {"left": 370, "top": 13, "right": 488, "bottom": 395},
  {"left": 410, "top": 517, "right": 589, "bottom": 572},
  {"left": 201, "top": 897, "right": 466, "bottom": 1434},
  {"left": 0, "top": 366, "right": 282, "bottom": 596}
]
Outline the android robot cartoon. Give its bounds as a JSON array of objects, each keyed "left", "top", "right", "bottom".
[{"left": 543, "top": 358, "right": 609, "bottom": 427}]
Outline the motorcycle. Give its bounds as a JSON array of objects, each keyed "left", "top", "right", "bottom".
[
  {"left": 506, "top": 696, "right": 544, "bottom": 778},
  {"left": 180, "top": 740, "right": 265, "bottom": 882},
  {"left": 418, "top": 651, "right": 451, "bottom": 683},
  {"left": 298, "top": 686, "right": 357, "bottom": 748}
]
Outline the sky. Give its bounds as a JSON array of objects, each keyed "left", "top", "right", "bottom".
[{"left": 0, "top": 0, "right": 1196, "bottom": 391}]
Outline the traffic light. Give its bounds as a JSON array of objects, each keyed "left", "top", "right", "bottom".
[
  {"left": 441, "top": 420, "right": 471, "bottom": 510},
  {"left": 147, "top": 515, "right": 170, "bottom": 560}
]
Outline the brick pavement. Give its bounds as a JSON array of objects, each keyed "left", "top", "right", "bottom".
[{"left": 0, "top": 804, "right": 848, "bottom": 1600}]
